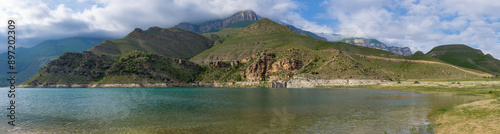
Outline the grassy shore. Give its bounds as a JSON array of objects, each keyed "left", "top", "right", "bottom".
[{"left": 325, "top": 79, "right": 500, "bottom": 134}]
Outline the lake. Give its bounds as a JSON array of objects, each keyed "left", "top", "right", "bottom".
[{"left": 0, "top": 87, "right": 482, "bottom": 133}]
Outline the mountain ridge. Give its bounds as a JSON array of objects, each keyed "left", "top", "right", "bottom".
[
  {"left": 426, "top": 44, "right": 500, "bottom": 76},
  {"left": 341, "top": 37, "right": 412, "bottom": 56}
]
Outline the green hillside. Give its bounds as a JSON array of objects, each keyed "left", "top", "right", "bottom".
[
  {"left": 192, "top": 18, "right": 402, "bottom": 63},
  {"left": 202, "top": 28, "right": 244, "bottom": 37},
  {"left": 89, "top": 27, "right": 213, "bottom": 59},
  {"left": 427, "top": 44, "right": 500, "bottom": 76},
  {"left": 0, "top": 37, "right": 106, "bottom": 86},
  {"left": 25, "top": 51, "right": 202, "bottom": 87},
  {"left": 191, "top": 18, "right": 489, "bottom": 82},
  {"left": 23, "top": 27, "right": 212, "bottom": 87},
  {"left": 226, "top": 20, "right": 258, "bottom": 28}
]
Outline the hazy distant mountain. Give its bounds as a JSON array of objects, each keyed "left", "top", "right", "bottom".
[
  {"left": 175, "top": 10, "right": 260, "bottom": 33},
  {"left": 341, "top": 37, "right": 412, "bottom": 56},
  {"left": 0, "top": 37, "right": 106, "bottom": 86}
]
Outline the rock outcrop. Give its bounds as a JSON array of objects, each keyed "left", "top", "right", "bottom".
[
  {"left": 245, "top": 53, "right": 274, "bottom": 81},
  {"left": 244, "top": 53, "right": 303, "bottom": 82}
]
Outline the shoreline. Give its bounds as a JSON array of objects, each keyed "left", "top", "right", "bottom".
[
  {"left": 324, "top": 81, "right": 500, "bottom": 134},
  {"left": 18, "top": 79, "right": 385, "bottom": 88},
  {"left": 17, "top": 79, "right": 500, "bottom": 133}
]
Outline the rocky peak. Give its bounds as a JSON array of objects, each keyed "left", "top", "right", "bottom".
[
  {"left": 223, "top": 10, "right": 258, "bottom": 25},
  {"left": 175, "top": 10, "right": 259, "bottom": 33}
]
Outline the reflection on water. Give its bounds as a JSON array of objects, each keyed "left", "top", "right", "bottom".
[{"left": 0, "top": 88, "right": 483, "bottom": 133}]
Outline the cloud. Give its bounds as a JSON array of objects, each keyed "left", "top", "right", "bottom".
[
  {"left": 1, "top": 0, "right": 499, "bottom": 59},
  {"left": 0, "top": 0, "right": 300, "bottom": 51},
  {"left": 320, "top": 0, "right": 500, "bottom": 58}
]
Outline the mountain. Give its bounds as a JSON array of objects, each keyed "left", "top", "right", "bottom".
[
  {"left": 89, "top": 27, "right": 213, "bottom": 59},
  {"left": 426, "top": 44, "right": 500, "bottom": 76},
  {"left": 191, "top": 18, "right": 489, "bottom": 82},
  {"left": 25, "top": 51, "right": 202, "bottom": 87},
  {"left": 22, "top": 19, "right": 492, "bottom": 87},
  {"left": 22, "top": 26, "right": 213, "bottom": 87},
  {"left": 175, "top": 10, "right": 327, "bottom": 40},
  {"left": 411, "top": 51, "right": 426, "bottom": 57},
  {"left": 341, "top": 38, "right": 412, "bottom": 56},
  {"left": 175, "top": 10, "right": 260, "bottom": 33},
  {"left": 0, "top": 37, "right": 107, "bottom": 86}
]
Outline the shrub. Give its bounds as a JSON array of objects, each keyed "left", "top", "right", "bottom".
[{"left": 414, "top": 81, "right": 420, "bottom": 84}]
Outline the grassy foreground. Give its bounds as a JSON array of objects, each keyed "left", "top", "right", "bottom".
[{"left": 326, "top": 79, "right": 500, "bottom": 134}]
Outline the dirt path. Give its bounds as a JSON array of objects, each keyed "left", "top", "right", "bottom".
[{"left": 363, "top": 55, "right": 493, "bottom": 77}]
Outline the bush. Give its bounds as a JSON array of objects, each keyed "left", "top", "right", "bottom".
[{"left": 414, "top": 81, "right": 420, "bottom": 84}]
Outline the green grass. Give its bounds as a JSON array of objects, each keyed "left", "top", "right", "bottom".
[{"left": 226, "top": 20, "right": 257, "bottom": 28}]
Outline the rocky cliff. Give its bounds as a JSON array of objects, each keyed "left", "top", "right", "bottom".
[
  {"left": 175, "top": 10, "right": 259, "bottom": 33},
  {"left": 342, "top": 38, "right": 412, "bottom": 56}
]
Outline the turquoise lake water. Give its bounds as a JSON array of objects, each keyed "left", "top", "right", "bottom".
[{"left": 0, "top": 87, "right": 482, "bottom": 133}]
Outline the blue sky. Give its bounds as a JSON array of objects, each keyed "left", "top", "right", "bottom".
[{"left": 2, "top": 0, "right": 500, "bottom": 58}]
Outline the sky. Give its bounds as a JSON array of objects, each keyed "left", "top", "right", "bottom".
[{"left": 1, "top": 0, "right": 500, "bottom": 58}]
